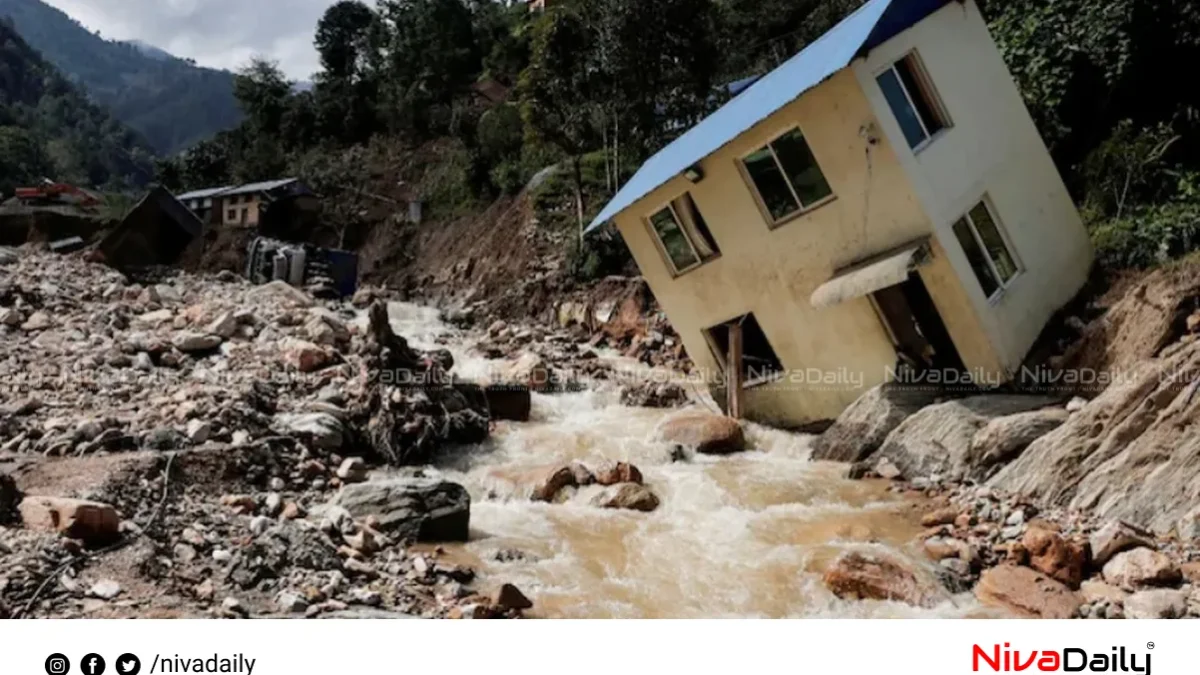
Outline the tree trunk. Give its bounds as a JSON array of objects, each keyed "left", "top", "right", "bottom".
[
  {"left": 602, "top": 121, "right": 613, "bottom": 194},
  {"left": 613, "top": 117, "right": 620, "bottom": 193},
  {"left": 572, "top": 154, "right": 586, "bottom": 239}
]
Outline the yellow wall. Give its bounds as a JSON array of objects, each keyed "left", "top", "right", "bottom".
[
  {"left": 222, "top": 194, "right": 261, "bottom": 227},
  {"left": 614, "top": 69, "right": 999, "bottom": 426},
  {"left": 853, "top": 0, "right": 1092, "bottom": 371}
]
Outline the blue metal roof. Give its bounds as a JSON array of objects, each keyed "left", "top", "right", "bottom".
[{"left": 586, "top": 0, "right": 949, "bottom": 233}]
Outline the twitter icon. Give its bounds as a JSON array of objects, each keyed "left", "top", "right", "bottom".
[{"left": 115, "top": 654, "right": 141, "bottom": 675}]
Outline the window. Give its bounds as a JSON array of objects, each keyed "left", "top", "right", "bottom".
[
  {"left": 742, "top": 128, "right": 833, "bottom": 224},
  {"left": 705, "top": 313, "right": 784, "bottom": 386},
  {"left": 647, "top": 193, "right": 720, "bottom": 275},
  {"left": 226, "top": 209, "right": 237, "bottom": 221},
  {"left": 952, "top": 200, "right": 1020, "bottom": 299},
  {"left": 877, "top": 52, "right": 949, "bottom": 150}
]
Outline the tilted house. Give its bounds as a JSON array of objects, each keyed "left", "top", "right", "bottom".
[{"left": 588, "top": 0, "right": 1092, "bottom": 427}]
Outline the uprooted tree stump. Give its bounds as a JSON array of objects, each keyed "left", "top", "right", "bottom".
[{"left": 352, "top": 301, "right": 489, "bottom": 466}]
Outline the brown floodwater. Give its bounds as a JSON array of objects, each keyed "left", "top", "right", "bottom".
[{"left": 384, "top": 302, "right": 990, "bottom": 618}]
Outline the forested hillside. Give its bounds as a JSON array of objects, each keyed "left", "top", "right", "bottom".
[
  {"left": 0, "top": 18, "right": 154, "bottom": 195},
  {"left": 0, "top": 0, "right": 241, "bottom": 154},
  {"left": 160, "top": 0, "right": 1200, "bottom": 277}
]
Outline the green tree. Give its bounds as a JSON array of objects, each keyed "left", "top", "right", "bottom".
[
  {"left": 597, "top": 0, "right": 719, "bottom": 155},
  {"left": 178, "top": 135, "right": 233, "bottom": 188},
  {"left": 520, "top": 3, "right": 606, "bottom": 230},
  {"left": 234, "top": 58, "right": 292, "bottom": 133},
  {"left": 377, "top": 0, "right": 481, "bottom": 136},
  {"left": 470, "top": 0, "right": 531, "bottom": 85},
  {"left": 0, "top": 125, "right": 52, "bottom": 194},
  {"left": 314, "top": 0, "right": 381, "bottom": 143}
]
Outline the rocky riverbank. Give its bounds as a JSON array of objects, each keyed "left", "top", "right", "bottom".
[
  {"left": 0, "top": 246, "right": 552, "bottom": 619},
  {"left": 812, "top": 262, "right": 1200, "bottom": 619}
]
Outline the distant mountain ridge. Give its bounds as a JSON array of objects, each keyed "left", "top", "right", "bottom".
[
  {"left": 0, "top": 0, "right": 242, "bottom": 154},
  {"left": 124, "top": 39, "right": 172, "bottom": 62},
  {"left": 0, "top": 19, "right": 154, "bottom": 193}
]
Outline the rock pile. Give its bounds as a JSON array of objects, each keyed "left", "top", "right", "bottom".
[
  {"left": 0, "top": 248, "right": 530, "bottom": 619},
  {"left": 898, "top": 485, "right": 1199, "bottom": 619},
  {"left": 0, "top": 250, "right": 488, "bottom": 466},
  {"left": 527, "top": 461, "right": 659, "bottom": 511}
]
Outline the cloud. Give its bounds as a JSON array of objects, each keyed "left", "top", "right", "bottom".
[{"left": 40, "top": 0, "right": 337, "bottom": 79}]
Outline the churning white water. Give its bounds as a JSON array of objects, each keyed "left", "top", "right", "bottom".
[{"left": 384, "top": 302, "right": 988, "bottom": 618}]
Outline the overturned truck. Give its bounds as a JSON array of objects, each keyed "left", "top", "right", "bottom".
[{"left": 246, "top": 236, "right": 358, "bottom": 298}]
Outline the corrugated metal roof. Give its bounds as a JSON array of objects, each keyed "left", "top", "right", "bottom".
[
  {"left": 177, "top": 186, "right": 231, "bottom": 201},
  {"left": 220, "top": 178, "right": 301, "bottom": 197},
  {"left": 177, "top": 178, "right": 302, "bottom": 202},
  {"left": 586, "top": 0, "right": 949, "bottom": 233}
]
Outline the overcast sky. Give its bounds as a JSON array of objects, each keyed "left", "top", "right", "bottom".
[{"left": 41, "top": 0, "right": 336, "bottom": 80}]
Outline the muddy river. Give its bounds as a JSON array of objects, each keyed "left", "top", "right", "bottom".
[{"left": 385, "top": 302, "right": 988, "bottom": 618}]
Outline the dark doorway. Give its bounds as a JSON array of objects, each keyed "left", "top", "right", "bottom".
[{"left": 871, "top": 273, "right": 965, "bottom": 374}]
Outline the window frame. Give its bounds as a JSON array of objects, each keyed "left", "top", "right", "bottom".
[
  {"left": 739, "top": 125, "right": 836, "bottom": 229},
  {"left": 953, "top": 197, "right": 1022, "bottom": 302},
  {"left": 703, "top": 313, "right": 785, "bottom": 388},
  {"left": 643, "top": 193, "right": 719, "bottom": 277},
  {"left": 875, "top": 50, "right": 951, "bottom": 154}
]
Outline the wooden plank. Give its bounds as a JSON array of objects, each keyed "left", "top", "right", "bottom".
[{"left": 726, "top": 322, "right": 744, "bottom": 419}]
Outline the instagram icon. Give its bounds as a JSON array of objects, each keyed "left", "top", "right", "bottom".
[{"left": 45, "top": 653, "right": 70, "bottom": 675}]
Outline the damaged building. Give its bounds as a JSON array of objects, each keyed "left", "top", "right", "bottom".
[{"left": 587, "top": 0, "right": 1092, "bottom": 427}]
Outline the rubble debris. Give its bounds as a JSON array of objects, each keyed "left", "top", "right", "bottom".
[{"left": 0, "top": 248, "right": 524, "bottom": 619}]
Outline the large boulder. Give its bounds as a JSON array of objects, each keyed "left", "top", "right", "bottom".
[
  {"left": 821, "top": 551, "right": 950, "bottom": 608},
  {"left": 590, "top": 483, "right": 660, "bottom": 512},
  {"left": 1101, "top": 548, "right": 1181, "bottom": 590},
  {"left": 274, "top": 412, "right": 345, "bottom": 451},
  {"left": 871, "top": 395, "right": 1061, "bottom": 481},
  {"left": 990, "top": 342, "right": 1200, "bottom": 535},
  {"left": 17, "top": 496, "right": 120, "bottom": 546},
  {"left": 967, "top": 408, "right": 1069, "bottom": 478},
  {"left": 657, "top": 412, "right": 745, "bottom": 455},
  {"left": 974, "top": 565, "right": 1082, "bottom": 619},
  {"left": 594, "top": 461, "right": 643, "bottom": 486},
  {"left": 1125, "top": 589, "right": 1189, "bottom": 619},
  {"left": 1022, "top": 526, "right": 1088, "bottom": 588},
  {"left": 332, "top": 478, "right": 470, "bottom": 542},
  {"left": 500, "top": 353, "right": 555, "bottom": 393},
  {"left": 530, "top": 466, "right": 580, "bottom": 503},
  {"left": 810, "top": 384, "right": 940, "bottom": 462},
  {"left": 1089, "top": 521, "right": 1155, "bottom": 566}
]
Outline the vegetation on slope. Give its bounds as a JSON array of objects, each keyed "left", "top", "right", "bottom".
[
  {"left": 0, "top": 0, "right": 241, "bottom": 154},
  {"left": 0, "top": 18, "right": 154, "bottom": 195},
  {"left": 157, "top": 0, "right": 1200, "bottom": 283}
]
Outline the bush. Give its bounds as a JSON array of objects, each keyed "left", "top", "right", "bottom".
[
  {"left": 1092, "top": 200, "right": 1200, "bottom": 269},
  {"left": 565, "top": 228, "right": 633, "bottom": 282}
]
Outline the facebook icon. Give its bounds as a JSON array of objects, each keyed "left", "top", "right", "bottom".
[{"left": 81, "top": 654, "right": 106, "bottom": 675}]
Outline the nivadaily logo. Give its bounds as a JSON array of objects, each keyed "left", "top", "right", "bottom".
[{"left": 973, "top": 643, "right": 1152, "bottom": 674}]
